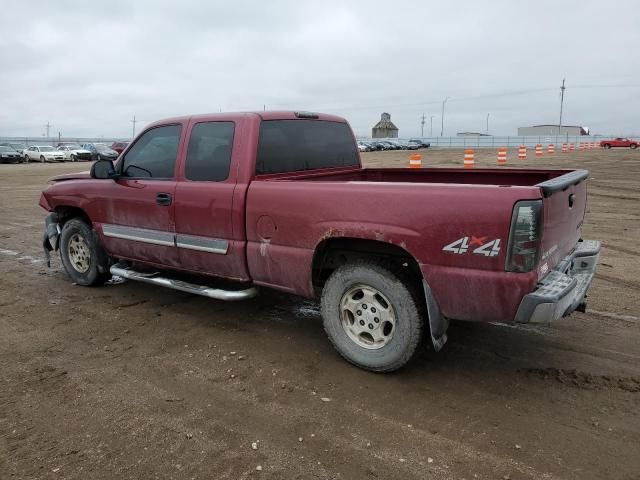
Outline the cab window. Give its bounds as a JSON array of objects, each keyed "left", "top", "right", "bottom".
[{"left": 185, "top": 122, "right": 235, "bottom": 181}]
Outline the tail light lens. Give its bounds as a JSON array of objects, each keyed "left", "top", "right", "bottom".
[{"left": 506, "top": 200, "right": 543, "bottom": 273}]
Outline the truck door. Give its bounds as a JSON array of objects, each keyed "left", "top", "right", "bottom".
[
  {"left": 173, "top": 120, "right": 250, "bottom": 281},
  {"left": 97, "top": 124, "right": 183, "bottom": 267}
]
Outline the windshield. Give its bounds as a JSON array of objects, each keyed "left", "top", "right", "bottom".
[
  {"left": 95, "top": 144, "right": 111, "bottom": 152},
  {"left": 66, "top": 145, "right": 82, "bottom": 149},
  {"left": 0, "top": 146, "right": 13, "bottom": 152},
  {"left": 39, "top": 146, "right": 55, "bottom": 152},
  {"left": 10, "top": 144, "right": 25, "bottom": 149}
]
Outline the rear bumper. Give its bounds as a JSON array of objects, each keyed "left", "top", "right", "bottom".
[{"left": 514, "top": 239, "right": 601, "bottom": 324}]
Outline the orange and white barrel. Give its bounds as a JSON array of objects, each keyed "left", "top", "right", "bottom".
[
  {"left": 569, "top": 143, "right": 575, "bottom": 151},
  {"left": 409, "top": 153, "right": 422, "bottom": 168},
  {"left": 561, "top": 143, "right": 568, "bottom": 152},
  {"left": 497, "top": 147, "right": 507, "bottom": 166},
  {"left": 548, "top": 144, "right": 555, "bottom": 154},
  {"left": 518, "top": 145, "right": 527, "bottom": 160},
  {"left": 535, "top": 144, "right": 543, "bottom": 157},
  {"left": 463, "top": 149, "right": 475, "bottom": 168}
]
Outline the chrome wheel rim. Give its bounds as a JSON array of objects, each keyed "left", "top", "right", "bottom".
[
  {"left": 340, "top": 284, "right": 396, "bottom": 349},
  {"left": 67, "top": 233, "right": 91, "bottom": 273}
]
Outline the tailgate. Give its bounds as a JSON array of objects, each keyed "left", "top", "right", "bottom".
[{"left": 537, "top": 170, "right": 589, "bottom": 274}]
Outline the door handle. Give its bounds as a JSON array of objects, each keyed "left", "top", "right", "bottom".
[{"left": 156, "top": 193, "right": 172, "bottom": 206}]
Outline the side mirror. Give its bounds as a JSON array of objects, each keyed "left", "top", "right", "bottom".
[{"left": 90, "top": 159, "right": 118, "bottom": 179}]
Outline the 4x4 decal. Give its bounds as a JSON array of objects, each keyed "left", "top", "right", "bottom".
[{"left": 443, "top": 236, "right": 501, "bottom": 257}]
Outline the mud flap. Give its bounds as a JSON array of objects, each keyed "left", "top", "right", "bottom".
[
  {"left": 42, "top": 212, "right": 60, "bottom": 267},
  {"left": 423, "top": 280, "right": 448, "bottom": 351}
]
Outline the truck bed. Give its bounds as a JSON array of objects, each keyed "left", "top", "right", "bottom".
[{"left": 262, "top": 167, "right": 574, "bottom": 188}]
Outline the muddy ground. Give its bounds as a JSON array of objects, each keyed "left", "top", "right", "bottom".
[{"left": 0, "top": 148, "right": 638, "bottom": 480}]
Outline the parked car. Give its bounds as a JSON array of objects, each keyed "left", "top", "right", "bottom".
[
  {"left": 81, "top": 143, "right": 119, "bottom": 161},
  {"left": 40, "top": 111, "right": 601, "bottom": 373},
  {"left": 24, "top": 145, "right": 65, "bottom": 162},
  {"left": 599, "top": 138, "right": 638, "bottom": 149},
  {"left": 0, "top": 145, "right": 23, "bottom": 163},
  {"left": 357, "top": 141, "right": 374, "bottom": 152},
  {"left": 111, "top": 141, "right": 129, "bottom": 154},
  {"left": 0, "top": 142, "right": 28, "bottom": 160},
  {"left": 409, "top": 139, "right": 431, "bottom": 149},
  {"left": 57, "top": 144, "right": 92, "bottom": 162},
  {"left": 377, "top": 140, "right": 400, "bottom": 150},
  {"left": 397, "top": 140, "right": 420, "bottom": 150},
  {"left": 369, "top": 141, "right": 387, "bottom": 151}
]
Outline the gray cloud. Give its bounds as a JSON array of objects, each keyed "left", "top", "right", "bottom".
[{"left": 1, "top": 0, "right": 638, "bottom": 138}]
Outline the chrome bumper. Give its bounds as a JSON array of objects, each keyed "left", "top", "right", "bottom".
[{"left": 515, "top": 240, "right": 601, "bottom": 324}]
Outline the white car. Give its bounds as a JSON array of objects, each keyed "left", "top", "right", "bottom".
[
  {"left": 57, "top": 144, "right": 93, "bottom": 162},
  {"left": 23, "top": 146, "right": 66, "bottom": 163}
]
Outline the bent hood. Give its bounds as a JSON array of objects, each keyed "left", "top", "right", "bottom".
[{"left": 49, "top": 171, "right": 91, "bottom": 182}]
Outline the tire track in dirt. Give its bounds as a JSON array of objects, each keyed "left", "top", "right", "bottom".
[
  {"left": 595, "top": 273, "right": 640, "bottom": 291},
  {"left": 519, "top": 367, "right": 640, "bottom": 393},
  {"left": 603, "top": 244, "right": 639, "bottom": 257}
]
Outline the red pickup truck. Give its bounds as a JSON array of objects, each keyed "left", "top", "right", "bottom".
[
  {"left": 39, "top": 111, "right": 601, "bottom": 372},
  {"left": 600, "top": 137, "right": 638, "bottom": 149}
]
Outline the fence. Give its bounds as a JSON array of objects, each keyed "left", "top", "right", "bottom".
[
  {"left": 0, "top": 136, "right": 128, "bottom": 147},
  {"left": 362, "top": 135, "right": 639, "bottom": 149}
]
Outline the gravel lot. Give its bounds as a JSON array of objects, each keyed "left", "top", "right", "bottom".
[{"left": 1, "top": 148, "right": 638, "bottom": 479}]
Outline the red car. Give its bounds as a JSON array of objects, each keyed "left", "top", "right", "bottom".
[
  {"left": 600, "top": 137, "right": 638, "bottom": 149},
  {"left": 39, "top": 111, "right": 601, "bottom": 372},
  {"left": 111, "top": 141, "right": 129, "bottom": 154}
]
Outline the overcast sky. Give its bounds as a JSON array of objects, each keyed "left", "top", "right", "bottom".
[{"left": 1, "top": 0, "right": 638, "bottom": 139}]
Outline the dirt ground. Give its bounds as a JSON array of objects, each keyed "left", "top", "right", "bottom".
[{"left": 1, "top": 148, "right": 638, "bottom": 480}]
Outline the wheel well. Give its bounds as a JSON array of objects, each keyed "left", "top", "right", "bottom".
[
  {"left": 312, "top": 238, "right": 423, "bottom": 291},
  {"left": 54, "top": 206, "right": 92, "bottom": 227}
]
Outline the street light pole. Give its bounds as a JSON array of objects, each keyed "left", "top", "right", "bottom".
[
  {"left": 486, "top": 113, "right": 490, "bottom": 134},
  {"left": 440, "top": 97, "right": 450, "bottom": 137},
  {"left": 430, "top": 116, "right": 434, "bottom": 137}
]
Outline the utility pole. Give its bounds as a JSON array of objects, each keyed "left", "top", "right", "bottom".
[
  {"left": 440, "top": 97, "right": 450, "bottom": 136},
  {"left": 45, "top": 121, "right": 51, "bottom": 138},
  {"left": 558, "top": 78, "right": 566, "bottom": 134},
  {"left": 430, "top": 115, "right": 434, "bottom": 137},
  {"left": 421, "top": 112, "right": 426, "bottom": 137},
  {"left": 131, "top": 115, "right": 137, "bottom": 139},
  {"left": 486, "top": 113, "right": 490, "bottom": 134}
]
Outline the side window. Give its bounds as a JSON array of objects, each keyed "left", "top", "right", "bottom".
[
  {"left": 122, "top": 124, "right": 182, "bottom": 178},
  {"left": 185, "top": 122, "right": 234, "bottom": 181}
]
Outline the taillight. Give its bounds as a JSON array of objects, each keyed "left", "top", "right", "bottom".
[{"left": 506, "top": 200, "right": 543, "bottom": 273}]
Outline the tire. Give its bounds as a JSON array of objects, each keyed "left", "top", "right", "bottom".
[
  {"left": 59, "top": 218, "right": 110, "bottom": 286},
  {"left": 603, "top": 144, "right": 612, "bottom": 149},
  {"left": 630, "top": 144, "right": 637, "bottom": 150},
  {"left": 71, "top": 154, "right": 77, "bottom": 162},
  {"left": 96, "top": 154, "right": 102, "bottom": 161},
  {"left": 40, "top": 155, "right": 46, "bottom": 163},
  {"left": 23, "top": 155, "right": 28, "bottom": 163},
  {"left": 320, "top": 260, "right": 424, "bottom": 372}
]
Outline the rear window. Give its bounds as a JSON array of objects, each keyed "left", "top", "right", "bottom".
[{"left": 256, "top": 120, "right": 359, "bottom": 175}]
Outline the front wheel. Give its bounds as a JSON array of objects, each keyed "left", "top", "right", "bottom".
[
  {"left": 71, "top": 154, "right": 77, "bottom": 162},
  {"left": 630, "top": 144, "right": 637, "bottom": 150},
  {"left": 59, "top": 218, "right": 110, "bottom": 286},
  {"left": 39, "top": 155, "right": 46, "bottom": 163},
  {"left": 321, "top": 261, "right": 424, "bottom": 372},
  {"left": 96, "top": 154, "right": 102, "bottom": 161},
  {"left": 603, "top": 144, "right": 612, "bottom": 149}
]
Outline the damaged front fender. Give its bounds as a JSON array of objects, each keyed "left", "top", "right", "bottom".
[{"left": 43, "top": 212, "right": 61, "bottom": 267}]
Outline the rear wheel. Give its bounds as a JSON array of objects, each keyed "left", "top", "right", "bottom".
[
  {"left": 59, "top": 218, "right": 110, "bottom": 286},
  {"left": 320, "top": 261, "right": 424, "bottom": 372},
  {"left": 603, "top": 144, "right": 612, "bottom": 149},
  {"left": 630, "top": 144, "right": 637, "bottom": 150}
]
